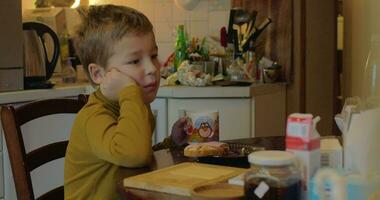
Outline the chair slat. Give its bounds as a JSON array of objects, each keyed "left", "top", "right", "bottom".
[
  {"left": 27, "top": 141, "right": 68, "bottom": 171},
  {"left": 15, "top": 99, "right": 85, "bottom": 125},
  {"left": 36, "top": 186, "right": 64, "bottom": 200}
]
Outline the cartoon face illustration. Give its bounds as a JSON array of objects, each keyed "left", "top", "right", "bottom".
[
  {"left": 198, "top": 121, "right": 212, "bottom": 138},
  {"left": 193, "top": 116, "right": 214, "bottom": 138}
]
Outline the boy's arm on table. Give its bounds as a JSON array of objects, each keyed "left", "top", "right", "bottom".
[
  {"left": 152, "top": 137, "right": 178, "bottom": 151},
  {"left": 152, "top": 118, "right": 188, "bottom": 151},
  {"left": 85, "top": 86, "right": 152, "bottom": 168}
]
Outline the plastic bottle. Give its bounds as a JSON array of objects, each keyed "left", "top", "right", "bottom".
[
  {"left": 59, "top": 27, "right": 70, "bottom": 64},
  {"left": 62, "top": 58, "right": 77, "bottom": 83},
  {"left": 173, "top": 24, "right": 188, "bottom": 70}
]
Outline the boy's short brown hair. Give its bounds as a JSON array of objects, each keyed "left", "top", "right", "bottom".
[{"left": 74, "top": 4, "right": 153, "bottom": 84}]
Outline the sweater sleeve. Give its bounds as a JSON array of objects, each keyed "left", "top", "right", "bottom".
[
  {"left": 85, "top": 86, "right": 153, "bottom": 167},
  {"left": 152, "top": 136, "right": 177, "bottom": 151}
]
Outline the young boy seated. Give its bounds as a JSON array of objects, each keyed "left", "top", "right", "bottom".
[{"left": 64, "top": 5, "right": 187, "bottom": 200}]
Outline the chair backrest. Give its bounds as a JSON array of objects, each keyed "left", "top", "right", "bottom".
[{"left": 0, "top": 97, "right": 87, "bottom": 200}]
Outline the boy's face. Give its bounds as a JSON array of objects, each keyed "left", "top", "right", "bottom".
[{"left": 106, "top": 32, "right": 161, "bottom": 103}]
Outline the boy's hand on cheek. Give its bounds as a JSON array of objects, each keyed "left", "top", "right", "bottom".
[{"left": 100, "top": 68, "right": 136, "bottom": 101}]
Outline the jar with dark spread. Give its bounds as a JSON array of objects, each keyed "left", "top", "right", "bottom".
[{"left": 244, "top": 150, "right": 301, "bottom": 200}]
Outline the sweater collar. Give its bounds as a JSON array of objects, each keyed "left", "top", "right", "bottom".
[{"left": 93, "top": 88, "right": 120, "bottom": 116}]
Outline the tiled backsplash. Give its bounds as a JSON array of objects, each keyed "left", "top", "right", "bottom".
[
  {"left": 22, "top": 0, "right": 231, "bottom": 62},
  {"left": 98, "top": 0, "right": 231, "bottom": 62}
]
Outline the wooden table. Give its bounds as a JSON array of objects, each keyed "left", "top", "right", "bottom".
[{"left": 117, "top": 136, "right": 285, "bottom": 200}]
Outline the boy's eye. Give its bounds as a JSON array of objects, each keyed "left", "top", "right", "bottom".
[
  {"left": 127, "top": 59, "right": 140, "bottom": 65},
  {"left": 151, "top": 54, "right": 158, "bottom": 59}
]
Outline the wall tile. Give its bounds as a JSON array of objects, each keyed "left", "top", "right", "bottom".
[
  {"left": 22, "top": 0, "right": 232, "bottom": 54},
  {"left": 154, "top": 0, "right": 173, "bottom": 22},
  {"left": 157, "top": 42, "right": 174, "bottom": 62},
  {"left": 190, "top": 20, "right": 209, "bottom": 39},
  {"left": 154, "top": 21, "right": 174, "bottom": 42},
  {"left": 208, "top": 10, "right": 230, "bottom": 38},
  {"left": 123, "top": 0, "right": 139, "bottom": 9},
  {"left": 138, "top": 0, "right": 155, "bottom": 22},
  {"left": 190, "top": 0, "right": 209, "bottom": 21},
  {"left": 209, "top": 0, "right": 231, "bottom": 11},
  {"left": 172, "top": 3, "right": 190, "bottom": 22},
  {"left": 91, "top": 0, "right": 125, "bottom": 5}
]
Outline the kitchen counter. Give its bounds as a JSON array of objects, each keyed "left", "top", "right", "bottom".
[
  {"left": 0, "top": 82, "right": 94, "bottom": 105},
  {"left": 0, "top": 82, "right": 286, "bottom": 104},
  {"left": 156, "top": 83, "right": 286, "bottom": 98}
]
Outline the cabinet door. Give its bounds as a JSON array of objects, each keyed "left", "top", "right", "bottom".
[
  {"left": 168, "top": 98, "right": 251, "bottom": 140},
  {"left": 0, "top": 115, "right": 4, "bottom": 199},
  {"left": 150, "top": 98, "right": 168, "bottom": 144}
]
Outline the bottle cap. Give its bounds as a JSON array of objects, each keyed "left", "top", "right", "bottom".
[{"left": 248, "top": 150, "right": 296, "bottom": 166}]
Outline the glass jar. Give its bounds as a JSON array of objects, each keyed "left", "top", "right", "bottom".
[
  {"left": 362, "top": 35, "right": 380, "bottom": 109},
  {"left": 244, "top": 150, "right": 301, "bottom": 200}
]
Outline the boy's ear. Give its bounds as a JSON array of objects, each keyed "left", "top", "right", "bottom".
[{"left": 88, "top": 63, "right": 106, "bottom": 84}]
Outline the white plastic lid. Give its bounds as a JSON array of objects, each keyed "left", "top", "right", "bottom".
[{"left": 248, "top": 150, "right": 296, "bottom": 166}]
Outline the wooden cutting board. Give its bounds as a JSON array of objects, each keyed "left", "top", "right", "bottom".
[{"left": 123, "top": 162, "right": 247, "bottom": 197}]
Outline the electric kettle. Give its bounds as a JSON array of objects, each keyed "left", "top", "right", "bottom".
[{"left": 23, "top": 21, "right": 60, "bottom": 89}]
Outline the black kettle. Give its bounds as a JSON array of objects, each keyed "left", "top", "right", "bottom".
[{"left": 23, "top": 21, "right": 60, "bottom": 89}]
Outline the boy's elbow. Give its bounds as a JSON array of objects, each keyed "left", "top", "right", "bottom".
[
  {"left": 114, "top": 146, "right": 152, "bottom": 167},
  {"left": 127, "top": 149, "right": 152, "bottom": 167}
]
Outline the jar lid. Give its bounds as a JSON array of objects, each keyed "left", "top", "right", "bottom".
[{"left": 248, "top": 150, "right": 296, "bottom": 166}]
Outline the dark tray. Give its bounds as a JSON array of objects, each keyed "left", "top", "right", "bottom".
[{"left": 197, "top": 143, "right": 265, "bottom": 168}]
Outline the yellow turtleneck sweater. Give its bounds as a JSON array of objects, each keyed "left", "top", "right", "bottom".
[{"left": 64, "top": 85, "right": 161, "bottom": 200}]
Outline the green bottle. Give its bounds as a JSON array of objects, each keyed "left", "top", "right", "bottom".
[{"left": 174, "top": 24, "right": 188, "bottom": 70}]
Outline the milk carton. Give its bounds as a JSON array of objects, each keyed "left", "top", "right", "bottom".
[{"left": 286, "top": 113, "right": 321, "bottom": 200}]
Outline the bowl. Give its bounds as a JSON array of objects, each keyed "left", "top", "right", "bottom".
[
  {"left": 191, "top": 183, "right": 244, "bottom": 200},
  {"left": 191, "top": 61, "right": 216, "bottom": 76},
  {"left": 262, "top": 67, "right": 281, "bottom": 83}
]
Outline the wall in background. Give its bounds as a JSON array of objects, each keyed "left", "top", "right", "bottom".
[
  {"left": 22, "top": 0, "right": 231, "bottom": 63},
  {"left": 343, "top": 0, "right": 380, "bottom": 98}
]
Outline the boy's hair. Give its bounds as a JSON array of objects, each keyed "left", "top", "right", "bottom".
[{"left": 74, "top": 4, "right": 153, "bottom": 84}]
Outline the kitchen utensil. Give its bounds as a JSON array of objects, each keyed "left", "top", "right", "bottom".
[
  {"left": 233, "top": 9, "right": 252, "bottom": 25},
  {"left": 220, "top": 27, "right": 228, "bottom": 48},
  {"left": 232, "top": 30, "right": 241, "bottom": 58},
  {"left": 247, "top": 10, "right": 258, "bottom": 35},
  {"left": 227, "top": 9, "right": 236, "bottom": 44},
  {"left": 242, "top": 18, "right": 272, "bottom": 52},
  {"left": 23, "top": 21, "right": 60, "bottom": 89}
]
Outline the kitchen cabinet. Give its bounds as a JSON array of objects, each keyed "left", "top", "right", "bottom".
[
  {"left": 168, "top": 98, "right": 251, "bottom": 140},
  {"left": 159, "top": 84, "right": 286, "bottom": 139},
  {"left": 0, "top": 124, "right": 4, "bottom": 200},
  {"left": 0, "top": 0, "right": 23, "bottom": 92},
  {"left": 150, "top": 98, "right": 168, "bottom": 144}
]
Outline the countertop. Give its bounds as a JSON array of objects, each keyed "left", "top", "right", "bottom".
[{"left": 0, "top": 82, "right": 286, "bottom": 105}]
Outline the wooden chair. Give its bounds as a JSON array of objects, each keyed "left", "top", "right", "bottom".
[{"left": 0, "top": 96, "right": 87, "bottom": 200}]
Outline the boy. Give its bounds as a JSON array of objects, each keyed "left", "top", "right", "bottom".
[{"left": 64, "top": 5, "right": 187, "bottom": 200}]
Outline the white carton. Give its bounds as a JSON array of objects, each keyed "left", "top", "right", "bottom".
[{"left": 286, "top": 113, "right": 321, "bottom": 200}]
